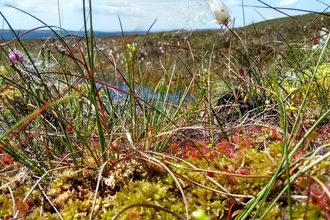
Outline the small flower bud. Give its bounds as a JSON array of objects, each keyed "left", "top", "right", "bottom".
[{"left": 8, "top": 50, "right": 24, "bottom": 65}]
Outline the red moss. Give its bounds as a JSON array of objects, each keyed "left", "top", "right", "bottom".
[
  {"left": 15, "top": 198, "right": 31, "bottom": 218},
  {"left": 216, "top": 140, "right": 236, "bottom": 157},
  {"left": 178, "top": 141, "right": 215, "bottom": 160},
  {"left": 294, "top": 150, "right": 307, "bottom": 160},
  {"left": 0, "top": 152, "right": 15, "bottom": 165},
  {"left": 66, "top": 125, "right": 73, "bottom": 133},
  {"left": 269, "top": 128, "right": 282, "bottom": 141},
  {"left": 194, "top": 140, "right": 208, "bottom": 148},
  {"left": 237, "top": 168, "right": 249, "bottom": 175},
  {"left": 206, "top": 171, "right": 215, "bottom": 177},
  {"left": 110, "top": 140, "right": 120, "bottom": 153},
  {"left": 309, "top": 184, "right": 330, "bottom": 219}
]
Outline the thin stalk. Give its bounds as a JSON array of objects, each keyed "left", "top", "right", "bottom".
[{"left": 82, "top": 0, "right": 107, "bottom": 165}]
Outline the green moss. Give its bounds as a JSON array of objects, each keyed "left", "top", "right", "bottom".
[
  {"left": 258, "top": 202, "right": 282, "bottom": 219},
  {"left": 25, "top": 208, "right": 60, "bottom": 220},
  {"left": 0, "top": 193, "right": 12, "bottom": 217},
  {"left": 100, "top": 175, "right": 228, "bottom": 219},
  {"left": 0, "top": 85, "right": 23, "bottom": 106},
  {"left": 292, "top": 202, "right": 327, "bottom": 220},
  {"left": 60, "top": 199, "right": 90, "bottom": 220},
  {"left": 309, "top": 160, "right": 330, "bottom": 182}
]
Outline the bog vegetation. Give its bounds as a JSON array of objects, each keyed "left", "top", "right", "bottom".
[{"left": 0, "top": 2, "right": 330, "bottom": 220}]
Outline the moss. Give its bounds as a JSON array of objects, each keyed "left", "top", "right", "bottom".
[
  {"left": 100, "top": 175, "right": 228, "bottom": 219},
  {"left": 25, "top": 208, "right": 60, "bottom": 220},
  {"left": 59, "top": 198, "right": 91, "bottom": 219},
  {"left": 0, "top": 193, "right": 13, "bottom": 217},
  {"left": 0, "top": 85, "right": 24, "bottom": 106},
  {"left": 256, "top": 202, "right": 282, "bottom": 219},
  {"left": 292, "top": 202, "right": 328, "bottom": 220},
  {"left": 309, "top": 160, "right": 330, "bottom": 182}
]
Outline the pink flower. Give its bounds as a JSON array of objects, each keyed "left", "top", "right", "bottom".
[{"left": 8, "top": 50, "right": 24, "bottom": 65}]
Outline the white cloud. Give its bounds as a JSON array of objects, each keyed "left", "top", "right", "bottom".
[
  {"left": 3, "top": 0, "right": 57, "bottom": 13},
  {"left": 278, "top": 0, "right": 298, "bottom": 6},
  {"left": 226, "top": 0, "right": 239, "bottom": 6},
  {"left": 92, "top": 2, "right": 143, "bottom": 17}
]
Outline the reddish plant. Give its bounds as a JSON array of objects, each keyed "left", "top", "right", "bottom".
[
  {"left": 309, "top": 184, "right": 330, "bottom": 219},
  {"left": 169, "top": 142, "right": 180, "bottom": 155},
  {"left": 182, "top": 144, "right": 203, "bottom": 159},
  {"left": 0, "top": 152, "right": 15, "bottom": 165},
  {"left": 109, "top": 140, "right": 120, "bottom": 153},
  {"left": 15, "top": 198, "right": 31, "bottom": 218},
  {"left": 216, "top": 140, "right": 236, "bottom": 157},
  {"left": 269, "top": 128, "right": 283, "bottom": 141},
  {"left": 237, "top": 168, "right": 249, "bottom": 175},
  {"left": 66, "top": 125, "right": 73, "bottom": 133},
  {"left": 179, "top": 141, "right": 215, "bottom": 160},
  {"left": 206, "top": 171, "right": 215, "bottom": 177}
]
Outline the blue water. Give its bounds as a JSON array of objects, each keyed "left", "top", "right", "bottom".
[{"left": 97, "top": 81, "right": 195, "bottom": 106}]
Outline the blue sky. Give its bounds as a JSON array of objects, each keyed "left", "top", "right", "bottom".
[{"left": 0, "top": 0, "right": 327, "bottom": 32}]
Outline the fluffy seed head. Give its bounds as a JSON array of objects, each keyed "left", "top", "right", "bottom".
[{"left": 207, "top": 0, "right": 230, "bottom": 25}]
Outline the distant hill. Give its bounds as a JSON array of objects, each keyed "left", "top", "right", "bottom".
[
  {"left": 0, "top": 29, "right": 148, "bottom": 40},
  {"left": 2, "top": 12, "right": 329, "bottom": 41}
]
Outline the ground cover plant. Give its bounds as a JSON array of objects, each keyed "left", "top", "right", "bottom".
[{"left": 0, "top": 0, "right": 330, "bottom": 219}]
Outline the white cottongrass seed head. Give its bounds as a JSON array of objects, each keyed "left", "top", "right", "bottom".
[{"left": 206, "top": 0, "right": 230, "bottom": 25}]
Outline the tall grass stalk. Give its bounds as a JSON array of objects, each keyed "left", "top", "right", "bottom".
[{"left": 82, "top": 0, "right": 107, "bottom": 166}]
